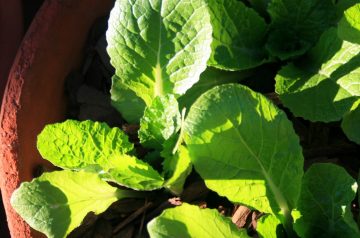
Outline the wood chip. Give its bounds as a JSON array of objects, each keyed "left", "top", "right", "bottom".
[{"left": 231, "top": 205, "right": 251, "bottom": 228}]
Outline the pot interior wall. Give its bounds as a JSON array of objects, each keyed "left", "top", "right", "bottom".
[{"left": 0, "top": 0, "right": 113, "bottom": 237}]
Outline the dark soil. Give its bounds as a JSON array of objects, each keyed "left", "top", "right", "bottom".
[{"left": 63, "top": 16, "right": 360, "bottom": 238}]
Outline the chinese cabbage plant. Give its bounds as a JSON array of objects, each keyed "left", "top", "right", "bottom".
[{"left": 10, "top": 0, "right": 360, "bottom": 238}]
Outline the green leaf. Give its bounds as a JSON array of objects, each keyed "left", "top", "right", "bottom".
[
  {"left": 101, "top": 153, "right": 164, "bottom": 190},
  {"left": 275, "top": 28, "right": 360, "bottom": 122},
  {"left": 178, "top": 67, "right": 253, "bottom": 109},
  {"left": 37, "top": 120, "right": 163, "bottom": 190},
  {"left": 139, "top": 94, "right": 181, "bottom": 150},
  {"left": 207, "top": 0, "right": 269, "bottom": 70},
  {"left": 107, "top": 0, "right": 212, "bottom": 106},
  {"left": 111, "top": 75, "right": 146, "bottom": 123},
  {"left": 161, "top": 145, "right": 192, "bottom": 195},
  {"left": 184, "top": 84, "right": 303, "bottom": 232},
  {"left": 10, "top": 170, "right": 131, "bottom": 238},
  {"left": 147, "top": 203, "right": 249, "bottom": 237},
  {"left": 293, "top": 163, "right": 360, "bottom": 238},
  {"left": 37, "top": 120, "right": 134, "bottom": 169},
  {"left": 266, "top": 0, "right": 337, "bottom": 59},
  {"left": 338, "top": 3, "right": 360, "bottom": 44},
  {"left": 342, "top": 100, "right": 360, "bottom": 144},
  {"left": 257, "top": 214, "right": 286, "bottom": 238}
]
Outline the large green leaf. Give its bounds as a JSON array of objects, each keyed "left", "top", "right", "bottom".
[
  {"left": 275, "top": 27, "right": 360, "bottom": 122},
  {"left": 266, "top": 0, "right": 337, "bottom": 59},
  {"left": 293, "top": 163, "right": 360, "bottom": 238},
  {"left": 207, "top": 0, "right": 268, "bottom": 70},
  {"left": 107, "top": 0, "right": 212, "bottom": 106},
  {"left": 37, "top": 120, "right": 133, "bottom": 169},
  {"left": 184, "top": 84, "right": 303, "bottom": 232},
  {"left": 342, "top": 100, "right": 360, "bottom": 144},
  {"left": 147, "top": 203, "right": 249, "bottom": 237},
  {"left": 11, "top": 170, "right": 133, "bottom": 238},
  {"left": 139, "top": 94, "right": 181, "bottom": 150},
  {"left": 111, "top": 75, "right": 146, "bottom": 123}
]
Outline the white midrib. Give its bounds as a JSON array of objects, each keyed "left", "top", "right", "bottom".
[{"left": 154, "top": 5, "right": 164, "bottom": 97}]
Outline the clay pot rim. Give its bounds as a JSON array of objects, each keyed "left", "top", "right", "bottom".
[{"left": 0, "top": 1, "right": 113, "bottom": 237}]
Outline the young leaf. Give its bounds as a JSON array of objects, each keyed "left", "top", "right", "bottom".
[
  {"left": 11, "top": 170, "right": 134, "bottom": 238},
  {"left": 107, "top": 0, "right": 212, "bottom": 106},
  {"left": 184, "top": 84, "right": 303, "bottom": 232},
  {"left": 257, "top": 214, "right": 286, "bottom": 238},
  {"left": 101, "top": 153, "right": 164, "bottom": 190},
  {"left": 139, "top": 94, "right": 181, "bottom": 150},
  {"left": 111, "top": 75, "right": 146, "bottom": 123},
  {"left": 275, "top": 27, "right": 360, "bottom": 122},
  {"left": 147, "top": 203, "right": 249, "bottom": 237},
  {"left": 37, "top": 120, "right": 134, "bottom": 169},
  {"left": 341, "top": 100, "right": 360, "bottom": 144},
  {"left": 266, "top": 0, "right": 337, "bottom": 59},
  {"left": 178, "top": 67, "right": 253, "bottom": 109},
  {"left": 161, "top": 145, "right": 192, "bottom": 195},
  {"left": 293, "top": 163, "right": 360, "bottom": 238},
  {"left": 207, "top": 0, "right": 269, "bottom": 70}
]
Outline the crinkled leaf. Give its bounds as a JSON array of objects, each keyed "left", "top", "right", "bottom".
[
  {"left": 161, "top": 145, "right": 192, "bottom": 195},
  {"left": 342, "top": 100, "right": 360, "bottom": 144},
  {"left": 111, "top": 75, "right": 146, "bottom": 123},
  {"left": 101, "top": 153, "right": 164, "bottom": 190},
  {"left": 207, "top": 0, "right": 268, "bottom": 70},
  {"left": 257, "top": 214, "right": 286, "bottom": 238},
  {"left": 184, "top": 84, "right": 303, "bottom": 230},
  {"left": 293, "top": 163, "right": 359, "bottom": 238},
  {"left": 37, "top": 120, "right": 134, "bottom": 169},
  {"left": 178, "top": 67, "right": 252, "bottom": 109},
  {"left": 275, "top": 27, "right": 360, "bottom": 122},
  {"left": 266, "top": 0, "right": 337, "bottom": 59},
  {"left": 338, "top": 3, "right": 360, "bottom": 44},
  {"left": 147, "top": 203, "right": 249, "bottom": 238},
  {"left": 10, "top": 170, "right": 129, "bottom": 238},
  {"left": 139, "top": 94, "right": 181, "bottom": 150},
  {"left": 107, "top": 0, "right": 212, "bottom": 106}
]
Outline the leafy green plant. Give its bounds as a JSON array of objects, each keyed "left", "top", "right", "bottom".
[{"left": 10, "top": 0, "right": 360, "bottom": 237}]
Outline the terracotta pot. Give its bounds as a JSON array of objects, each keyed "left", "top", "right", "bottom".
[
  {"left": 0, "top": 0, "right": 113, "bottom": 237},
  {"left": 0, "top": 0, "right": 23, "bottom": 109},
  {"left": 0, "top": 1, "right": 23, "bottom": 237}
]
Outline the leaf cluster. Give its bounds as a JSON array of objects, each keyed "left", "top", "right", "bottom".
[{"left": 10, "top": 1, "right": 360, "bottom": 237}]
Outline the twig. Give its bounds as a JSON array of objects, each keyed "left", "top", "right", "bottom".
[{"left": 113, "top": 201, "right": 153, "bottom": 234}]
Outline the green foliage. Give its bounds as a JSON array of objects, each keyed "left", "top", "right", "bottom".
[
  {"left": 275, "top": 27, "right": 360, "bottom": 122},
  {"left": 107, "top": 0, "right": 213, "bottom": 106},
  {"left": 184, "top": 84, "right": 303, "bottom": 233},
  {"left": 207, "top": 0, "right": 269, "bottom": 70},
  {"left": 110, "top": 75, "right": 146, "bottom": 123},
  {"left": 11, "top": 170, "right": 135, "bottom": 238},
  {"left": 147, "top": 203, "right": 249, "bottom": 237},
  {"left": 139, "top": 94, "right": 181, "bottom": 150},
  {"left": 267, "top": 0, "right": 337, "bottom": 59},
  {"left": 292, "top": 163, "right": 360, "bottom": 237},
  {"left": 161, "top": 145, "right": 192, "bottom": 195},
  {"left": 257, "top": 214, "right": 285, "bottom": 238},
  {"left": 11, "top": 0, "right": 360, "bottom": 237},
  {"left": 37, "top": 120, "right": 133, "bottom": 169},
  {"left": 342, "top": 100, "right": 360, "bottom": 144}
]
